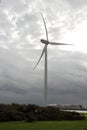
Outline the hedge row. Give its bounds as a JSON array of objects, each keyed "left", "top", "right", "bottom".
[{"left": 0, "top": 104, "right": 85, "bottom": 122}]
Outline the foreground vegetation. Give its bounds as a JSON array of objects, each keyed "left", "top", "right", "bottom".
[
  {"left": 0, "top": 120, "right": 87, "bottom": 130},
  {"left": 0, "top": 104, "right": 86, "bottom": 130},
  {"left": 0, "top": 103, "right": 85, "bottom": 122}
]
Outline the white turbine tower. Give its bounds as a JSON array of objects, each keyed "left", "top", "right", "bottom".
[{"left": 34, "top": 13, "right": 72, "bottom": 106}]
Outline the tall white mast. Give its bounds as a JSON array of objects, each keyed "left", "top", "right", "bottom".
[{"left": 44, "top": 45, "right": 47, "bottom": 106}]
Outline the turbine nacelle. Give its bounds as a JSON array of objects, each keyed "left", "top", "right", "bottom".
[{"left": 41, "top": 39, "right": 49, "bottom": 45}]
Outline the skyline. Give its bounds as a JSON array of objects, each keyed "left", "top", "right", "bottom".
[{"left": 0, "top": 0, "right": 87, "bottom": 106}]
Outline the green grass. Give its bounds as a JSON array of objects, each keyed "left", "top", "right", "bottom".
[{"left": 0, "top": 120, "right": 87, "bottom": 130}]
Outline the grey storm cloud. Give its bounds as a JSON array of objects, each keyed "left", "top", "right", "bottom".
[
  {"left": 65, "top": 0, "right": 87, "bottom": 8},
  {"left": 0, "top": 0, "right": 87, "bottom": 106}
]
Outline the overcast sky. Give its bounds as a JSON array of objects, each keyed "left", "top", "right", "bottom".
[{"left": 0, "top": 0, "right": 87, "bottom": 106}]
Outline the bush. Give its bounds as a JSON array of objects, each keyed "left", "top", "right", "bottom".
[
  {"left": 36, "top": 107, "right": 85, "bottom": 121},
  {"left": 25, "top": 112, "right": 36, "bottom": 122},
  {"left": 0, "top": 110, "right": 24, "bottom": 122},
  {"left": 0, "top": 104, "right": 85, "bottom": 122}
]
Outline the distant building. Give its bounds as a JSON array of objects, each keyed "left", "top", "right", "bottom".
[
  {"left": 58, "top": 104, "right": 85, "bottom": 110},
  {"left": 48, "top": 104, "right": 86, "bottom": 110}
]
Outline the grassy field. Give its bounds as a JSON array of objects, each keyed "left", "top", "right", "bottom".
[{"left": 0, "top": 120, "right": 87, "bottom": 130}]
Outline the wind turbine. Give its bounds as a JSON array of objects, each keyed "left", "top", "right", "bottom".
[{"left": 33, "top": 13, "right": 72, "bottom": 106}]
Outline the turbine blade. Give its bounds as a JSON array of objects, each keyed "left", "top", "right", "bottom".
[
  {"left": 40, "top": 13, "right": 49, "bottom": 41},
  {"left": 33, "top": 45, "right": 46, "bottom": 70},
  {"left": 49, "top": 42, "right": 73, "bottom": 45}
]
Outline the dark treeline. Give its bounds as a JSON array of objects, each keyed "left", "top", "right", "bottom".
[{"left": 0, "top": 103, "right": 85, "bottom": 122}]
